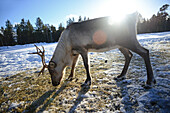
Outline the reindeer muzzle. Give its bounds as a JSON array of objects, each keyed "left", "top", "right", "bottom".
[{"left": 52, "top": 81, "right": 60, "bottom": 86}]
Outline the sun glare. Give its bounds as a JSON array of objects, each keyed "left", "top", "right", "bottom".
[
  {"left": 96, "top": 0, "right": 137, "bottom": 24},
  {"left": 108, "top": 14, "right": 125, "bottom": 25}
]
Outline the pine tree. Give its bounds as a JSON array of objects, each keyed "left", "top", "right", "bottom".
[
  {"left": 27, "top": 20, "right": 34, "bottom": 43},
  {"left": 159, "top": 4, "right": 169, "bottom": 31},
  {"left": 4, "top": 20, "right": 15, "bottom": 46},
  {"left": 36, "top": 17, "right": 43, "bottom": 31},
  {"left": 66, "top": 17, "right": 75, "bottom": 26},
  {"left": 55, "top": 23, "right": 65, "bottom": 42},
  {"left": 42, "top": 24, "right": 52, "bottom": 42},
  {"left": 0, "top": 27, "right": 5, "bottom": 46},
  {"left": 15, "top": 24, "right": 22, "bottom": 44},
  {"left": 19, "top": 18, "right": 27, "bottom": 44},
  {"left": 84, "top": 16, "right": 87, "bottom": 21},
  {"left": 50, "top": 25, "right": 56, "bottom": 42},
  {"left": 78, "top": 16, "right": 82, "bottom": 22},
  {"left": 35, "top": 17, "right": 44, "bottom": 42},
  {"left": 0, "top": 33, "right": 4, "bottom": 46}
]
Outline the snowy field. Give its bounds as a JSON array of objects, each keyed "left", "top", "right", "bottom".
[
  {"left": 0, "top": 31, "right": 170, "bottom": 78},
  {"left": 0, "top": 31, "right": 170, "bottom": 112},
  {"left": 0, "top": 42, "right": 57, "bottom": 78}
]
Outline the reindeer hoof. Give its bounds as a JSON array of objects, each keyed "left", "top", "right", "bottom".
[
  {"left": 142, "top": 84, "right": 152, "bottom": 89},
  {"left": 143, "top": 79, "right": 156, "bottom": 89},
  {"left": 153, "top": 79, "right": 156, "bottom": 84},
  {"left": 114, "top": 76, "right": 125, "bottom": 81},
  {"left": 117, "top": 74, "right": 124, "bottom": 78},
  {"left": 146, "top": 78, "right": 156, "bottom": 86},
  {"left": 81, "top": 80, "right": 91, "bottom": 87}
]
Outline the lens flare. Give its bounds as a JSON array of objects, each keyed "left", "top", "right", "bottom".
[{"left": 93, "top": 30, "right": 107, "bottom": 45}]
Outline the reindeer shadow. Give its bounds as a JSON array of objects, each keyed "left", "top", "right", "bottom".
[
  {"left": 24, "top": 83, "right": 68, "bottom": 113},
  {"left": 24, "top": 89, "right": 55, "bottom": 113},
  {"left": 115, "top": 77, "right": 136, "bottom": 112},
  {"left": 68, "top": 85, "right": 91, "bottom": 113}
]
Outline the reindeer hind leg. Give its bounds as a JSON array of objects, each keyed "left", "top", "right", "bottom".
[
  {"left": 118, "top": 48, "right": 133, "bottom": 78},
  {"left": 80, "top": 51, "right": 91, "bottom": 86},
  {"left": 129, "top": 46, "right": 156, "bottom": 86}
]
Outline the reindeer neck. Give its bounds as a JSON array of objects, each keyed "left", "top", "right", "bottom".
[{"left": 51, "top": 33, "right": 71, "bottom": 64}]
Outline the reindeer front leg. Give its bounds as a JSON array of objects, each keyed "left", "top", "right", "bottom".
[{"left": 68, "top": 54, "right": 79, "bottom": 80}]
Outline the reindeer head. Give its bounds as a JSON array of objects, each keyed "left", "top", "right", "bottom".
[
  {"left": 48, "top": 60, "right": 64, "bottom": 86},
  {"left": 29, "top": 44, "right": 71, "bottom": 86},
  {"left": 29, "top": 44, "right": 62, "bottom": 86}
]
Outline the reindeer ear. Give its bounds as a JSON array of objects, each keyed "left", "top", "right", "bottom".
[{"left": 49, "top": 61, "right": 56, "bottom": 68}]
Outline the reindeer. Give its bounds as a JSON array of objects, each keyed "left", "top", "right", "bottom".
[{"left": 31, "top": 12, "right": 156, "bottom": 87}]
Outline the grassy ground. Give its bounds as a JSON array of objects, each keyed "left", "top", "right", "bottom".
[{"left": 0, "top": 40, "right": 169, "bottom": 112}]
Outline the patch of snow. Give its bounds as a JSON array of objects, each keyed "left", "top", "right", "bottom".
[
  {"left": 104, "top": 68, "right": 120, "bottom": 75},
  {"left": 137, "top": 31, "right": 170, "bottom": 40},
  {"left": 8, "top": 81, "right": 25, "bottom": 87},
  {"left": 9, "top": 102, "right": 20, "bottom": 108},
  {"left": 0, "top": 42, "right": 57, "bottom": 77},
  {"left": 9, "top": 101, "right": 24, "bottom": 109},
  {"left": 14, "top": 87, "right": 21, "bottom": 91},
  {"left": 80, "top": 94, "right": 89, "bottom": 98}
]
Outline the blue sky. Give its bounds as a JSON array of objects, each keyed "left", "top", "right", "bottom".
[{"left": 0, "top": 0, "right": 169, "bottom": 28}]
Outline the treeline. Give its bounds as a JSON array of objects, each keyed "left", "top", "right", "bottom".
[
  {"left": 0, "top": 16, "right": 88, "bottom": 46},
  {"left": 0, "top": 4, "right": 169, "bottom": 46},
  {"left": 137, "top": 4, "right": 170, "bottom": 33},
  {"left": 0, "top": 17, "right": 65, "bottom": 46}
]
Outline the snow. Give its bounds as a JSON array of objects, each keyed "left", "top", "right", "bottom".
[
  {"left": 9, "top": 101, "right": 25, "bottom": 110},
  {"left": 0, "top": 31, "right": 169, "bottom": 78},
  {"left": 137, "top": 31, "right": 170, "bottom": 40},
  {"left": 0, "top": 42, "right": 57, "bottom": 77}
]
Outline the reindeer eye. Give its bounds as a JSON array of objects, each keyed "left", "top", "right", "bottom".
[{"left": 49, "top": 61, "right": 56, "bottom": 68}]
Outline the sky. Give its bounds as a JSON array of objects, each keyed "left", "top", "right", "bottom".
[{"left": 0, "top": 0, "right": 169, "bottom": 28}]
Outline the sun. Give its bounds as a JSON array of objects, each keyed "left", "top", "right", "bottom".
[{"left": 95, "top": 0, "right": 137, "bottom": 24}]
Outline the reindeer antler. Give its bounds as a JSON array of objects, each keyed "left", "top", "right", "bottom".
[{"left": 28, "top": 44, "right": 48, "bottom": 76}]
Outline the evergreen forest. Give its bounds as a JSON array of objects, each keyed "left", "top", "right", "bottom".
[{"left": 0, "top": 4, "right": 169, "bottom": 46}]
